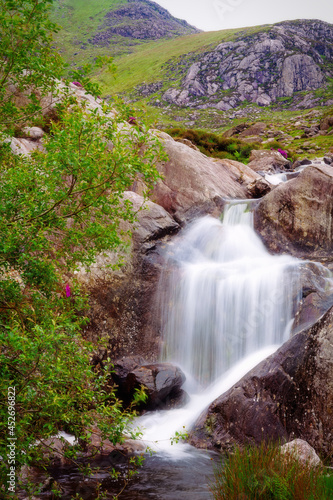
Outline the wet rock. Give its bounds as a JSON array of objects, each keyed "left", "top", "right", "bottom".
[
  {"left": 76, "top": 192, "right": 179, "bottom": 361},
  {"left": 247, "top": 177, "right": 272, "bottom": 198},
  {"left": 254, "top": 165, "right": 333, "bottom": 261},
  {"left": 112, "top": 355, "right": 146, "bottom": 386},
  {"left": 292, "top": 158, "right": 312, "bottom": 169},
  {"left": 113, "top": 359, "right": 186, "bottom": 410},
  {"left": 292, "top": 261, "right": 333, "bottom": 333},
  {"left": 189, "top": 305, "right": 333, "bottom": 461},
  {"left": 324, "top": 156, "right": 333, "bottom": 165},
  {"left": 280, "top": 439, "right": 322, "bottom": 468},
  {"left": 247, "top": 149, "right": 291, "bottom": 173}
]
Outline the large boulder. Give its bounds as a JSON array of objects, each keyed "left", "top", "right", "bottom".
[
  {"left": 189, "top": 306, "right": 333, "bottom": 461},
  {"left": 254, "top": 165, "right": 333, "bottom": 261},
  {"left": 150, "top": 131, "right": 262, "bottom": 222}
]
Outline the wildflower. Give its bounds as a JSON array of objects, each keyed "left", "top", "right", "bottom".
[
  {"left": 66, "top": 284, "right": 71, "bottom": 298},
  {"left": 278, "top": 148, "right": 288, "bottom": 159},
  {"left": 127, "top": 116, "right": 137, "bottom": 125}
]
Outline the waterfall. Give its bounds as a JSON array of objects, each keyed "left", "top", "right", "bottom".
[
  {"left": 159, "top": 201, "right": 302, "bottom": 386},
  {"left": 136, "top": 201, "right": 303, "bottom": 456}
]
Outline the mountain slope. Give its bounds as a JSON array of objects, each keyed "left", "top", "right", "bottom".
[
  {"left": 106, "top": 19, "right": 332, "bottom": 113},
  {"left": 159, "top": 19, "right": 333, "bottom": 111},
  {"left": 51, "top": 0, "right": 199, "bottom": 60}
]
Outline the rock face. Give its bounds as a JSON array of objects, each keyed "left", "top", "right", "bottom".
[
  {"left": 190, "top": 306, "right": 333, "bottom": 461},
  {"left": 254, "top": 165, "right": 333, "bottom": 260},
  {"left": 159, "top": 20, "right": 333, "bottom": 110},
  {"left": 150, "top": 131, "right": 262, "bottom": 222},
  {"left": 77, "top": 191, "right": 179, "bottom": 360},
  {"left": 90, "top": 0, "right": 199, "bottom": 46}
]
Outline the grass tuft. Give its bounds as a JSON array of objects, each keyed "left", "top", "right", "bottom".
[{"left": 210, "top": 442, "right": 333, "bottom": 500}]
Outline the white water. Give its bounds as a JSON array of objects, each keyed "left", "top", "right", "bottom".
[
  {"left": 265, "top": 172, "right": 288, "bottom": 185},
  {"left": 160, "top": 201, "right": 301, "bottom": 386},
  {"left": 137, "top": 201, "right": 303, "bottom": 456}
]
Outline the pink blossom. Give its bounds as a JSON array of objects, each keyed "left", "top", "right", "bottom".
[
  {"left": 127, "top": 116, "right": 137, "bottom": 125},
  {"left": 66, "top": 284, "right": 71, "bottom": 298}
]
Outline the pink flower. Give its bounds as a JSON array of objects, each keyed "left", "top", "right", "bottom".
[
  {"left": 66, "top": 284, "right": 71, "bottom": 298},
  {"left": 72, "top": 81, "right": 83, "bottom": 88},
  {"left": 127, "top": 116, "right": 137, "bottom": 125},
  {"left": 278, "top": 148, "right": 288, "bottom": 159}
]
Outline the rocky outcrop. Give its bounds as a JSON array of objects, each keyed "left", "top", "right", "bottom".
[
  {"left": 150, "top": 131, "right": 262, "bottom": 222},
  {"left": 159, "top": 20, "right": 333, "bottom": 111},
  {"left": 254, "top": 164, "right": 333, "bottom": 260},
  {"left": 77, "top": 191, "right": 179, "bottom": 360},
  {"left": 189, "top": 305, "right": 333, "bottom": 460},
  {"left": 90, "top": 0, "right": 199, "bottom": 46}
]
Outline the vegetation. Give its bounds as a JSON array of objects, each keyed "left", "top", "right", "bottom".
[
  {"left": 211, "top": 442, "right": 333, "bottom": 500},
  {"left": 166, "top": 127, "right": 259, "bottom": 163},
  {"left": 0, "top": 0, "right": 162, "bottom": 497}
]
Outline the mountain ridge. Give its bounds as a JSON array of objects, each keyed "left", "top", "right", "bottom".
[{"left": 140, "top": 19, "right": 333, "bottom": 111}]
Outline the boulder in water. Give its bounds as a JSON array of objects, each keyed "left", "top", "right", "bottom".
[
  {"left": 111, "top": 357, "right": 187, "bottom": 410},
  {"left": 254, "top": 165, "right": 333, "bottom": 261},
  {"left": 247, "top": 149, "right": 291, "bottom": 173}
]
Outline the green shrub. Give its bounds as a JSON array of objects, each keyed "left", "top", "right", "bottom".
[
  {"left": 166, "top": 127, "right": 259, "bottom": 163},
  {"left": 210, "top": 442, "right": 333, "bottom": 500}
]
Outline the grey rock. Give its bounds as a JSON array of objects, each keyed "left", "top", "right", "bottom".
[
  {"left": 112, "top": 358, "right": 187, "bottom": 410},
  {"left": 254, "top": 165, "right": 333, "bottom": 261},
  {"left": 280, "top": 439, "right": 322, "bottom": 468},
  {"left": 155, "top": 20, "right": 333, "bottom": 111}
]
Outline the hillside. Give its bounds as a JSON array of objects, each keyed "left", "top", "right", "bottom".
[
  {"left": 51, "top": 3, "right": 333, "bottom": 149},
  {"left": 51, "top": 0, "right": 199, "bottom": 60},
  {"left": 104, "top": 19, "right": 333, "bottom": 112}
]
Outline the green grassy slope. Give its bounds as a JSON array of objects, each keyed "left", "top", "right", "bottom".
[{"left": 100, "top": 25, "right": 268, "bottom": 94}]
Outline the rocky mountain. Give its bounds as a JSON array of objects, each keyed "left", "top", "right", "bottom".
[
  {"left": 52, "top": 0, "right": 199, "bottom": 60},
  {"left": 90, "top": 0, "right": 200, "bottom": 45},
  {"left": 156, "top": 20, "right": 333, "bottom": 111}
]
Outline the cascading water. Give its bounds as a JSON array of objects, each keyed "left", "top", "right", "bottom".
[
  {"left": 159, "top": 201, "right": 301, "bottom": 386},
  {"left": 136, "top": 200, "right": 303, "bottom": 462}
]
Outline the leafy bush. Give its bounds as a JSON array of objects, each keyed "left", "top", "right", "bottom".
[
  {"left": 210, "top": 442, "right": 333, "bottom": 500},
  {"left": 166, "top": 127, "right": 259, "bottom": 163},
  {"left": 0, "top": 1, "right": 163, "bottom": 496}
]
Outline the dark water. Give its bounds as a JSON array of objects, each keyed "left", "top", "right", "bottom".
[
  {"left": 121, "top": 450, "right": 219, "bottom": 500},
  {"left": 23, "top": 448, "right": 219, "bottom": 499}
]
